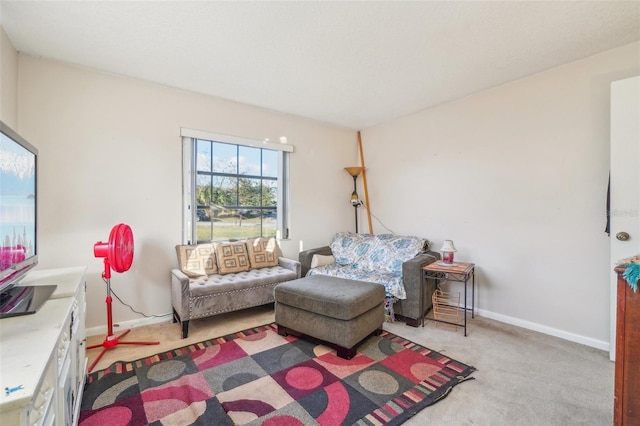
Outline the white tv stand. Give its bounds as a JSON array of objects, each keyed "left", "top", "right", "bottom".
[{"left": 0, "top": 266, "right": 87, "bottom": 426}]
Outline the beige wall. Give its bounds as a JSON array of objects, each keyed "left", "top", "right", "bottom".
[
  {"left": 0, "top": 27, "right": 18, "bottom": 127},
  {"left": 6, "top": 26, "right": 640, "bottom": 348},
  {"left": 17, "top": 55, "right": 357, "bottom": 330},
  {"left": 361, "top": 41, "right": 640, "bottom": 349}
]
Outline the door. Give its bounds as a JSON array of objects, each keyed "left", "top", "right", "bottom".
[{"left": 609, "top": 76, "right": 640, "bottom": 361}]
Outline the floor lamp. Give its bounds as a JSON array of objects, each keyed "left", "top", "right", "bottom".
[{"left": 344, "top": 167, "right": 363, "bottom": 233}]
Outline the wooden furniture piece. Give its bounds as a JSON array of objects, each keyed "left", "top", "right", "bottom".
[
  {"left": 423, "top": 261, "right": 475, "bottom": 336},
  {"left": 614, "top": 266, "right": 640, "bottom": 425},
  {"left": 0, "top": 267, "right": 87, "bottom": 426}
]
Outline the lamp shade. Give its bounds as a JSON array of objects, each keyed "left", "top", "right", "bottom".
[
  {"left": 440, "top": 240, "right": 457, "bottom": 253},
  {"left": 440, "top": 240, "right": 457, "bottom": 265},
  {"left": 344, "top": 166, "right": 363, "bottom": 177}
]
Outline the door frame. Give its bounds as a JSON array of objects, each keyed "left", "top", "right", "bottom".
[{"left": 609, "top": 75, "right": 640, "bottom": 361}]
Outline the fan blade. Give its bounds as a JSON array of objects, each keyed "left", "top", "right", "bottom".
[{"left": 109, "top": 223, "right": 134, "bottom": 273}]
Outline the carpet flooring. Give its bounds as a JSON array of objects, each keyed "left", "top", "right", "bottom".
[{"left": 80, "top": 323, "right": 475, "bottom": 425}]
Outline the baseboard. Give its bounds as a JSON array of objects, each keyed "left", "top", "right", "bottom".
[
  {"left": 477, "top": 308, "right": 609, "bottom": 352},
  {"left": 86, "top": 313, "right": 172, "bottom": 337},
  {"left": 86, "top": 308, "right": 610, "bottom": 352}
]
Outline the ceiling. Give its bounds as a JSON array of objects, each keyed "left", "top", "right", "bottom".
[{"left": 1, "top": 1, "right": 639, "bottom": 130}]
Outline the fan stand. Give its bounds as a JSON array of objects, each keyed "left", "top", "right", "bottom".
[{"left": 87, "top": 250, "right": 159, "bottom": 373}]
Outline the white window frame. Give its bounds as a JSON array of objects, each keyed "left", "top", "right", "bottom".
[{"left": 180, "top": 128, "right": 293, "bottom": 244}]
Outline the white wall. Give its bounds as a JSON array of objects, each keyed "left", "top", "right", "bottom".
[
  {"left": 6, "top": 29, "right": 639, "bottom": 349},
  {"left": 0, "top": 27, "right": 18, "bottom": 127},
  {"left": 16, "top": 55, "right": 357, "bottom": 330},
  {"left": 362, "top": 41, "right": 640, "bottom": 349}
]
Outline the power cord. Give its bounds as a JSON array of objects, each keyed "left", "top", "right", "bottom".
[
  {"left": 360, "top": 202, "right": 432, "bottom": 252},
  {"left": 104, "top": 277, "right": 171, "bottom": 319},
  {"left": 361, "top": 202, "right": 395, "bottom": 234}
]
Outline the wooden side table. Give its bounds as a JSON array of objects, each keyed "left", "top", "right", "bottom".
[{"left": 422, "top": 261, "right": 475, "bottom": 336}]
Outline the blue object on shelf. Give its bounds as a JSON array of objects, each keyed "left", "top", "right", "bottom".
[{"left": 622, "top": 263, "right": 640, "bottom": 292}]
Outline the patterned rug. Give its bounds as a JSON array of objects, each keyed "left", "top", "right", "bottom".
[{"left": 79, "top": 324, "right": 475, "bottom": 425}]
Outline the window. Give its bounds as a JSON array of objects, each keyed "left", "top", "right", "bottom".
[{"left": 181, "top": 129, "right": 292, "bottom": 244}]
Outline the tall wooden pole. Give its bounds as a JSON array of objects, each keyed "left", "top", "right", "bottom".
[{"left": 357, "top": 131, "right": 374, "bottom": 234}]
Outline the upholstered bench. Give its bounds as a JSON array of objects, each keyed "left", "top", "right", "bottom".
[
  {"left": 172, "top": 238, "right": 300, "bottom": 338},
  {"left": 274, "top": 275, "right": 385, "bottom": 359}
]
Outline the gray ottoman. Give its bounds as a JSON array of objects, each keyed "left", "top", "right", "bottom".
[{"left": 274, "top": 275, "right": 385, "bottom": 359}]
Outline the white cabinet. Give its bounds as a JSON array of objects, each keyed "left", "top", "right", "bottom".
[{"left": 0, "top": 267, "right": 87, "bottom": 426}]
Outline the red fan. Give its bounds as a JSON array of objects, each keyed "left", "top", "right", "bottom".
[{"left": 87, "top": 224, "right": 159, "bottom": 372}]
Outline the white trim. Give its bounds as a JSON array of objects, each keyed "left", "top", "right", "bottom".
[
  {"left": 86, "top": 308, "right": 610, "bottom": 352},
  {"left": 181, "top": 128, "right": 294, "bottom": 153},
  {"left": 182, "top": 136, "right": 195, "bottom": 244},
  {"left": 477, "top": 308, "right": 609, "bottom": 352},
  {"left": 86, "top": 314, "right": 171, "bottom": 337},
  {"left": 277, "top": 150, "right": 290, "bottom": 239}
]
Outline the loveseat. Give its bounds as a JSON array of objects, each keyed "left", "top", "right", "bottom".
[
  {"left": 298, "top": 232, "right": 439, "bottom": 326},
  {"left": 171, "top": 237, "right": 300, "bottom": 338}
]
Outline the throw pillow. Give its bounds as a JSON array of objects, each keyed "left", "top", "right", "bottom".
[
  {"left": 215, "top": 241, "right": 250, "bottom": 274},
  {"left": 310, "top": 254, "right": 335, "bottom": 269},
  {"left": 175, "top": 244, "right": 218, "bottom": 277},
  {"left": 246, "top": 237, "right": 280, "bottom": 269}
]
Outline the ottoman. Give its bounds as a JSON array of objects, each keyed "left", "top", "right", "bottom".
[{"left": 274, "top": 275, "right": 385, "bottom": 359}]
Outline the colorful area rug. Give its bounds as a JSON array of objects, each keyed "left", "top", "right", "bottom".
[{"left": 80, "top": 323, "right": 475, "bottom": 425}]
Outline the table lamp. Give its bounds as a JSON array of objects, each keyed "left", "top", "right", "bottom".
[{"left": 440, "top": 240, "right": 457, "bottom": 265}]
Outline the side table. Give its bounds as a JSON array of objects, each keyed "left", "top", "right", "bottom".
[{"left": 422, "top": 261, "right": 475, "bottom": 336}]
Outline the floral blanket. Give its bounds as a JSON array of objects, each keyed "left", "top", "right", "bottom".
[{"left": 308, "top": 232, "right": 427, "bottom": 300}]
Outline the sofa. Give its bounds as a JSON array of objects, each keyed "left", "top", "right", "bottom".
[
  {"left": 171, "top": 237, "right": 301, "bottom": 338},
  {"left": 298, "top": 232, "right": 439, "bottom": 326}
]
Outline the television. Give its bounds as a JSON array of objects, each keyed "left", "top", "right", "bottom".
[{"left": 0, "top": 121, "right": 55, "bottom": 318}]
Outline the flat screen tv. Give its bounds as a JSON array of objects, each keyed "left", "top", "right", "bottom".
[{"left": 0, "top": 121, "right": 55, "bottom": 318}]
